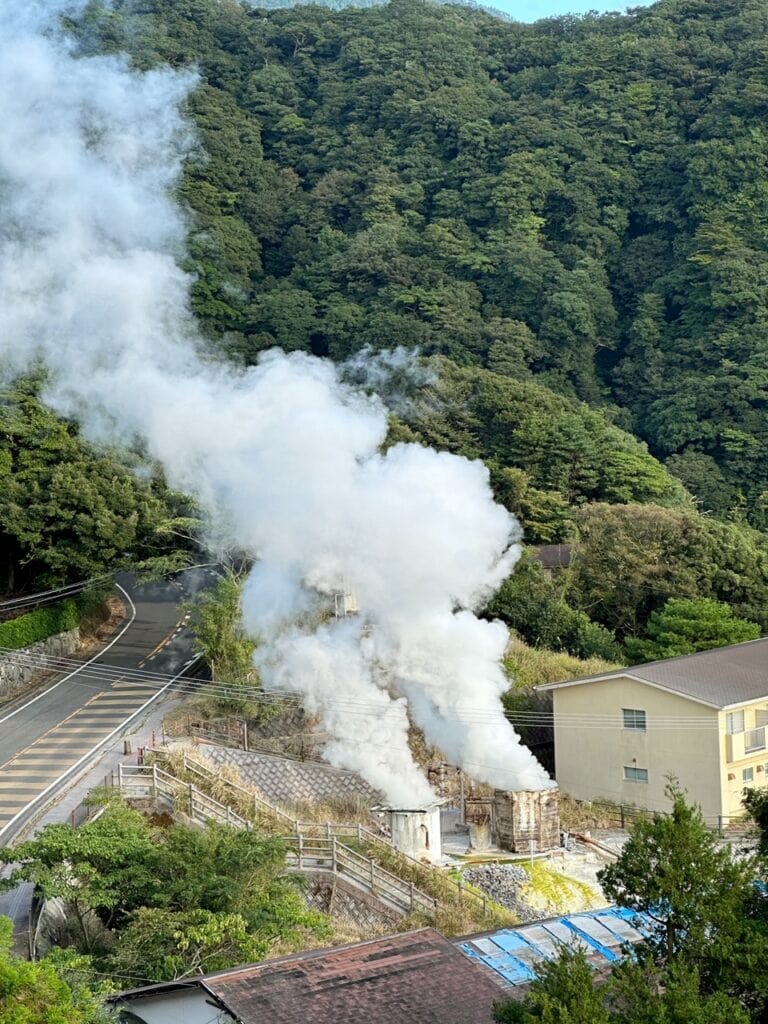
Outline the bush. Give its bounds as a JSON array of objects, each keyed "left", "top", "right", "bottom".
[
  {"left": 488, "top": 557, "right": 621, "bottom": 661},
  {"left": 0, "top": 599, "right": 81, "bottom": 650}
]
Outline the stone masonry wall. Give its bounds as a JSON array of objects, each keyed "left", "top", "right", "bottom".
[
  {"left": 199, "top": 745, "right": 382, "bottom": 809},
  {"left": 303, "top": 871, "right": 404, "bottom": 929},
  {"left": 0, "top": 628, "right": 80, "bottom": 700}
]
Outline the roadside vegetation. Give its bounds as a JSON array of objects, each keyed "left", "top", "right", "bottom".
[
  {"left": 0, "top": 800, "right": 331, "bottom": 987},
  {"left": 494, "top": 784, "right": 768, "bottom": 1023}
]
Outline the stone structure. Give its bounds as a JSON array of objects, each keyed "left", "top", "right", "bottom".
[
  {"left": 381, "top": 804, "right": 444, "bottom": 864},
  {"left": 493, "top": 788, "right": 560, "bottom": 854},
  {"left": 199, "top": 745, "right": 381, "bottom": 809},
  {"left": 0, "top": 628, "right": 80, "bottom": 699}
]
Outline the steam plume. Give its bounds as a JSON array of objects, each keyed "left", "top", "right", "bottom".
[{"left": 0, "top": 2, "right": 552, "bottom": 802}]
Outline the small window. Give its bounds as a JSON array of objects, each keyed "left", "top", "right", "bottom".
[
  {"left": 727, "top": 711, "right": 745, "bottom": 735},
  {"left": 743, "top": 767, "right": 754, "bottom": 784},
  {"left": 623, "top": 709, "right": 647, "bottom": 731},
  {"left": 624, "top": 766, "right": 649, "bottom": 783}
]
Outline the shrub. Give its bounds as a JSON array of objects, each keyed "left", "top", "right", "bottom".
[{"left": 0, "top": 599, "right": 81, "bottom": 650}]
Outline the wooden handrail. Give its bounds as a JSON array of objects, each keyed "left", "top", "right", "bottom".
[{"left": 140, "top": 749, "right": 487, "bottom": 914}]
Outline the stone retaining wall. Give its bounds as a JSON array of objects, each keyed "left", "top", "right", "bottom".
[
  {"left": 304, "top": 870, "right": 403, "bottom": 928},
  {"left": 0, "top": 628, "right": 81, "bottom": 699},
  {"left": 199, "top": 745, "right": 381, "bottom": 809}
]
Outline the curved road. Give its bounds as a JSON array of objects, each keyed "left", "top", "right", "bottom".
[{"left": 0, "top": 569, "right": 212, "bottom": 844}]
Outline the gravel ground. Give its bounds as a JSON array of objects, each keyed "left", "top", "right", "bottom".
[{"left": 463, "top": 863, "right": 541, "bottom": 922}]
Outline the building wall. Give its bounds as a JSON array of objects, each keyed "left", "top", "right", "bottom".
[
  {"left": 114, "top": 989, "right": 224, "bottom": 1024},
  {"left": 551, "top": 677, "right": 722, "bottom": 818},
  {"left": 718, "top": 702, "right": 768, "bottom": 819}
]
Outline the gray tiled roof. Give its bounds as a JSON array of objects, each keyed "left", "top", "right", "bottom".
[{"left": 538, "top": 638, "right": 768, "bottom": 709}]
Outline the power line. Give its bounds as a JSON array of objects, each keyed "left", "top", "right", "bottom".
[{"left": 0, "top": 644, "right": 727, "bottom": 730}]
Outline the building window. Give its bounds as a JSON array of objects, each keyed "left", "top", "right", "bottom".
[
  {"left": 622, "top": 708, "right": 647, "bottom": 731},
  {"left": 624, "top": 766, "right": 649, "bottom": 783},
  {"left": 727, "top": 710, "right": 745, "bottom": 735},
  {"left": 743, "top": 767, "right": 754, "bottom": 784}
]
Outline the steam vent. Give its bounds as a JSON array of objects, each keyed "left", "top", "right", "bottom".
[
  {"left": 381, "top": 803, "right": 444, "bottom": 864},
  {"left": 493, "top": 788, "right": 560, "bottom": 854}
]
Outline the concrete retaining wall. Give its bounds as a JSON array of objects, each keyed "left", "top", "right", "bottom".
[{"left": 0, "top": 628, "right": 80, "bottom": 699}]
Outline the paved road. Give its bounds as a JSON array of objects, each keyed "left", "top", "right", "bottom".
[{"left": 0, "top": 570, "right": 211, "bottom": 843}]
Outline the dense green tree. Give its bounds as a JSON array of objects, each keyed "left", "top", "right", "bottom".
[
  {"left": 0, "top": 800, "right": 329, "bottom": 980},
  {"left": 493, "top": 945, "right": 610, "bottom": 1023},
  {"left": 569, "top": 504, "right": 768, "bottom": 636},
  {"left": 597, "top": 784, "right": 754, "bottom": 965},
  {"left": 0, "top": 379, "right": 198, "bottom": 593},
  {"left": 495, "top": 787, "right": 766, "bottom": 1023},
  {"left": 0, "top": 918, "right": 110, "bottom": 1024},
  {"left": 69, "top": 0, "right": 768, "bottom": 533},
  {"left": 488, "top": 555, "right": 620, "bottom": 662},
  {"left": 624, "top": 598, "right": 761, "bottom": 664}
]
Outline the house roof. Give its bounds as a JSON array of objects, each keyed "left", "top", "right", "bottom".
[
  {"left": 532, "top": 543, "right": 572, "bottom": 570},
  {"left": 114, "top": 929, "right": 506, "bottom": 1024},
  {"left": 458, "top": 907, "right": 652, "bottom": 987},
  {"left": 537, "top": 637, "right": 768, "bottom": 710}
]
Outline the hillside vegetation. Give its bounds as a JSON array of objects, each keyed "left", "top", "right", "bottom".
[
  {"left": 76, "top": 0, "right": 768, "bottom": 527},
  {"left": 8, "top": 0, "right": 764, "bottom": 652}
]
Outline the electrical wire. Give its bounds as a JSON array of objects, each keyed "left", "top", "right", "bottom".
[
  {"left": 0, "top": 643, "right": 729, "bottom": 731},
  {"left": 0, "top": 577, "right": 107, "bottom": 611}
]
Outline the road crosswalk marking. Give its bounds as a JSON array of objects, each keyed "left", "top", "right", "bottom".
[{"left": 0, "top": 678, "right": 165, "bottom": 833}]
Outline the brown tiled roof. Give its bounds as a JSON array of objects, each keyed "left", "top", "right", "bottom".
[
  {"left": 538, "top": 637, "right": 768, "bottom": 709},
  {"left": 532, "top": 544, "right": 572, "bottom": 569},
  {"left": 203, "top": 928, "right": 504, "bottom": 1024}
]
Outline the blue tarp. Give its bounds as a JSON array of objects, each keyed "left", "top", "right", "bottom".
[{"left": 459, "top": 907, "right": 654, "bottom": 986}]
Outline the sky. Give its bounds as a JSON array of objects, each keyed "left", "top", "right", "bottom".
[{"left": 491, "top": 0, "right": 654, "bottom": 19}]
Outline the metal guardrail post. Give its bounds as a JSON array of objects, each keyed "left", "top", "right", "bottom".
[
  {"left": 409, "top": 881, "right": 415, "bottom": 912},
  {"left": 152, "top": 764, "right": 158, "bottom": 799},
  {"left": 188, "top": 783, "right": 195, "bottom": 818},
  {"left": 332, "top": 837, "right": 337, "bottom": 873},
  {"left": 117, "top": 763, "right": 123, "bottom": 789},
  {"left": 369, "top": 858, "right": 375, "bottom": 890}
]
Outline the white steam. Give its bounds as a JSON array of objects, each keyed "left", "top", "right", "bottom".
[{"left": 0, "top": 2, "right": 552, "bottom": 802}]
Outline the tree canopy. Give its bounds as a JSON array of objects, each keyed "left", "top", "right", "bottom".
[
  {"left": 494, "top": 784, "right": 768, "bottom": 1024},
  {"left": 0, "top": 800, "right": 330, "bottom": 984}
]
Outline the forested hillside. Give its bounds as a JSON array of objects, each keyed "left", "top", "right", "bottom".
[
  {"left": 9, "top": 0, "right": 767, "bottom": 650},
  {"left": 76, "top": 0, "right": 768, "bottom": 524}
]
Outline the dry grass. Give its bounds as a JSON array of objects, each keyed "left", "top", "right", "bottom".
[
  {"left": 288, "top": 796, "right": 376, "bottom": 827},
  {"left": 504, "top": 639, "right": 622, "bottom": 691},
  {"left": 557, "top": 793, "right": 650, "bottom": 831}
]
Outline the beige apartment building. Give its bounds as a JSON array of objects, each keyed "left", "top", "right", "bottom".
[{"left": 538, "top": 638, "right": 768, "bottom": 824}]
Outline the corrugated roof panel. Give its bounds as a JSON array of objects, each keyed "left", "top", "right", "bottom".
[
  {"left": 458, "top": 942, "right": 536, "bottom": 986},
  {"left": 593, "top": 910, "right": 645, "bottom": 945},
  {"left": 557, "top": 918, "right": 620, "bottom": 962},
  {"left": 456, "top": 907, "right": 651, "bottom": 987},
  {"left": 489, "top": 930, "right": 547, "bottom": 968},
  {"left": 539, "top": 920, "right": 591, "bottom": 953},
  {"left": 516, "top": 925, "right": 562, "bottom": 960}
]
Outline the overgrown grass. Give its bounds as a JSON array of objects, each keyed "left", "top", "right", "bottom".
[
  {"left": 504, "top": 640, "right": 622, "bottom": 691},
  {"left": 519, "top": 861, "right": 602, "bottom": 916},
  {"left": 149, "top": 746, "right": 515, "bottom": 936}
]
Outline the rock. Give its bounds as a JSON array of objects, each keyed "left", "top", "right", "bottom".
[{"left": 463, "top": 863, "right": 539, "bottom": 922}]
